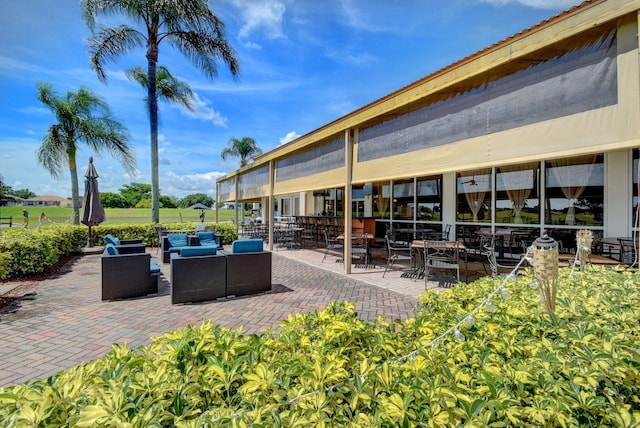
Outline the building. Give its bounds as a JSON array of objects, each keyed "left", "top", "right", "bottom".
[
  {"left": 22, "top": 195, "right": 72, "bottom": 208},
  {"left": 216, "top": 0, "right": 639, "bottom": 270}
]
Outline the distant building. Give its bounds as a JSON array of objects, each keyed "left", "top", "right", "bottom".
[
  {"left": 187, "top": 203, "right": 210, "bottom": 210},
  {"left": 0, "top": 195, "right": 22, "bottom": 206},
  {"left": 22, "top": 195, "right": 72, "bottom": 208}
]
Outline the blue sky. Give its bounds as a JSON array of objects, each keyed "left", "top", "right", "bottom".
[{"left": 0, "top": 0, "right": 578, "bottom": 200}]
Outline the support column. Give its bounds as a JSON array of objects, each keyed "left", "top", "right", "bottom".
[
  {"left": 344, "top": 129, "right": 353, "bottom": 274},
  {"left": 234, "top": 177, "right": 239, "bottom": 231},
  {"left": 215, "top": 182, "right": 219, "bottom": 224},
  {"left": 268, "top": 160, "right": 275, "bottom": 250}
]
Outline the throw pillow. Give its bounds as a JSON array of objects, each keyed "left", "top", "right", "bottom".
[
  {"left": 104, "top": 243, "right": 119, "bottom": 256},
  {"left": 167, "top": 233, "right": 188, "bottom": 248}
]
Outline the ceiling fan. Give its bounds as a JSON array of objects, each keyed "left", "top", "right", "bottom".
[{"left": 461, "top": 176, "right": 478, "bottom": 186}]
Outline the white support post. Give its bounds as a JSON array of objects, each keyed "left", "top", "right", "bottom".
[
  {"left": 268, "top": 160, "right": 275, "bottom": 250},
  {"left": 345, "top": 129, "right": 353, "bottom": 274}
]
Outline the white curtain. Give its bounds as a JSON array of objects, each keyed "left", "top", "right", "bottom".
[
  {"left": 374, "top": 183, "right": 390, "bottom": 218},
  {"left": 499, "top": 162, "right": 538, "bottom": 224},
  {"left": 549, "top": 156, "right": 596, "bottom": 225},
  {"left": 461, "top": 168, "right": 491, "bottom": 221}
]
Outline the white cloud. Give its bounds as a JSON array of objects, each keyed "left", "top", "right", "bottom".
[
  {"left": 340, "top": 0, "right": 370, "bottom": 31},
  {"left": 162, "top": 170, "right": 227, "bottom": 198},
  {"left": 230, "top": 0, "right": 286, "bottom": 41},
  {"left": 479, "top": 0, "right": 579, "bottom": 9},
  {"left": 279, "top": 131, "right": 301, "bottom": 145},
  {"left": 177, "top": 93, "right": 228, "bottom": 127}
]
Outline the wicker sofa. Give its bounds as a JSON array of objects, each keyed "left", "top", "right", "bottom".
[
  {"left": 188, "top": 231, "right": 224, "bottom": 249},
  {"left": 168, "top": 239, "right": 271, "bottom": 304},
  {"left": 161, "top": 233, "right": 191, "bottom": 263},
  {"left": 101, "top": 244, "right": 160, "bottom": 301},
  {"left": 103, "top": 233, "right": 146, "bottom": 254},
  {"left": 226, "top": 239, "right": 272, "bottom": 297},
  {"left": 170, "top": 246, "right": 226, "bottom": 304}
]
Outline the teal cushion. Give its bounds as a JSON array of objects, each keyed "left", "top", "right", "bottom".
[
  {"left": 196, "top": 232, "right": 218, "bottom": 247},
  {"left": 150, "top": 260, "right": 161, "bottom": 274},
  {"left": 180, "top": 246, "right": 217, "bottom": 257},
  {"left": 104, "top": 243, "right": 119, "bottom": 256},
  {"left": 231, "top": 239, "right": 264, "bottom": 254},
  {"left": 167, "top": 233, "right": 188, "bottom": 248},
  {"left": 104, "top": 234, "right": 120, "bottom": 246}
]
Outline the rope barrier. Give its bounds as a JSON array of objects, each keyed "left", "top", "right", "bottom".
[{"left": 205, "top": 247, "right": 534, "bottom": 423}]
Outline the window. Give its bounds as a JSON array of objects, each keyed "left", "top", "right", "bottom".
[
  {"left": 457, "top": 169, "right": 492, "bottom": 223},
  {"left": 417, "top": 175, "right": 442, "bottom": 222},
  {"left": 392, "top": 179, "right": 414, "bottom": 221},
  {"left": 496, "top": 162, "right": 540, "bottom": 225},
  {"left": 545, "top": 154, "right": 604, "bottom": 226},
  {"left": 372, "top": 181, "right": 391, "bottom": 220}
]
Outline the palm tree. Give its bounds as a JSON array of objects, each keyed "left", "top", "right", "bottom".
[
  {"left": 36, "top": 82, "right": 135, "bottom": 225},
  {"left": 221, "top": 137, "right": 263, "bottom": 168},
  {"left": 82, "top": 0, "right": 240, "bottom": 224},
  {"left": 125, "top": 65, "right": 195, "bottom": 114}
]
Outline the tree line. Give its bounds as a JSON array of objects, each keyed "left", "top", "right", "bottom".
[{"left": 99, "top": 183, "right": 214, "bottom": 209}]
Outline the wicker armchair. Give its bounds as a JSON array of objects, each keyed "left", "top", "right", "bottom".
[
  {"left": 170, "top": 250, "right": 226, "bottom": 304},
  {"left": 226, "top": 239, "right": 272, "bottom": 297},
  {"left": 101, "top": 251, "right": 159, "bottom": 301}
]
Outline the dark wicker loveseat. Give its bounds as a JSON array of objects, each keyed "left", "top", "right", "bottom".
[
  {"left": 101, "top": 244, "right": 160, "bottom": 300},
  {"left": 170, "top": 246, "right": 226, "bottom": 304},
  {"left": 103, "top": 233, "right": 146, "bottom": 254},
  {"left": 161, "top": 233, "right": 190, "bottom": 263},
  {"left": 226, "top": 239, "right": 272, "bottom": 297}
]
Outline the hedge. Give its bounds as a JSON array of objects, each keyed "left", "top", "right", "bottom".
[
  {"left": 0, "top": 266, "right": 638, "bottom": 426},
  {"left": 0, "top": 223, "right": 238, "bottom": 280}
]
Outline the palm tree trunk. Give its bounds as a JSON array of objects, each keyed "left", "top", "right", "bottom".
[
  {"left": 148, "top": 49, "right": 160, "bottom": 223},
  {"left": 67, "top": 145, "right": 80, "bottom": 225}
]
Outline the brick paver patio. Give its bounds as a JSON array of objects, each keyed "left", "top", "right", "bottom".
[{"left": 0, "top": 247, "right": 422, "bottom": 387}]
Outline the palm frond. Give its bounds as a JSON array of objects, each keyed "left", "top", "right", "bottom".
[
  {"left": 88, "top": 25, "right": 145, "bottom": 82},
  {"left": 127, "top": 65, "right": 195, "bottom": 111},
  {"left": 37, "top": 127, "right": 68, "bottom": 178},
  {"left": 167, "top": 30, "right": 240, "bottom": 80}
]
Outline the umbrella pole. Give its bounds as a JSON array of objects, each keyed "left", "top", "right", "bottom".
[{"left": 88, "top": 225, "right": 94, "bottom": 248}]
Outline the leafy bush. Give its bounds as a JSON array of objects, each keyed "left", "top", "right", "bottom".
[
  {"left": 0, "top": 225, "right": 85, "bottom": 279},
  {"left": 212, "top": 222, "right": 238, "bottom": 244},
  {"left": 0, "top": 222, "right": 239, "bottom": 280},
  {"left": 1, "top": 267, "right": 639, "bottom": 426}
]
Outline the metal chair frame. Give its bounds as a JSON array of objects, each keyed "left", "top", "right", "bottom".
[
  {"left": 383, "top": 233, "right": 413, "bottom": 277},
  {"left": 423, "top": 240, "right": 461, "bottom": 287},
  {"left": 322, "top": 229, "right": 343, "bottom": 263}
]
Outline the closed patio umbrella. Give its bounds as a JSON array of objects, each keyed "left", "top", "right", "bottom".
[{"left": 80, "top": 157, "right": 106, "bottom": 247}]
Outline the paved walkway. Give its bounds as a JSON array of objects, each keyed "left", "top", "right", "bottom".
[{"left": 0, "top": 246, "right": 427, "bottom": 387}]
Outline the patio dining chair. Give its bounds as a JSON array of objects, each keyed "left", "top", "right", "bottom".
[
  {"left": 483, "top": 244, "right": 528, "bottom": 279},
  {"left": 423, "top": 240, "right": 461, "bottom": 287},
  {"left": 618, "top": 238, "right": 637, "bottom": 265},
  {"left": 351, "top": 230, "right": 372, "bottom": 267},
  {"left": 322, "top": 229, "right": 343, "bottom": 263},
  {"left": 383, "top": 232, "right": 413, "bottom": 277},
  {"left": 154, "top": 225, "right": 167, "bottom": 255}
]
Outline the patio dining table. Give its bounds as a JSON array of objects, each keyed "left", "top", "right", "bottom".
[{"left": 410, "top": 240, "right": 469, "bottom": 282}]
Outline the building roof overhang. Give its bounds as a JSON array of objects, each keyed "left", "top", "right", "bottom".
[{"left": 218, "top": 0, "right": 634, "bottom": 184}]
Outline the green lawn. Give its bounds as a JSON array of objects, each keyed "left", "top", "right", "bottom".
[{"left": 0, "top": 206, "right": 241, "bottom": 228}]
